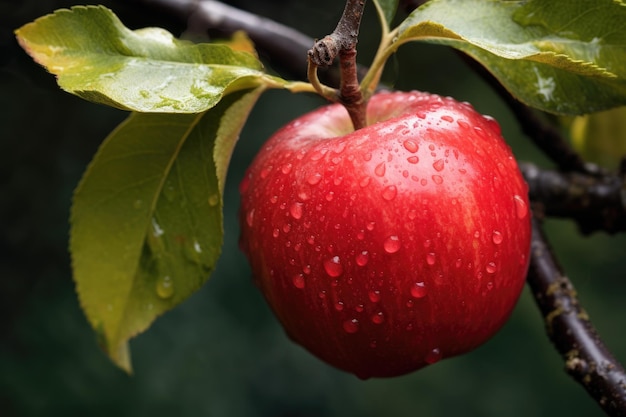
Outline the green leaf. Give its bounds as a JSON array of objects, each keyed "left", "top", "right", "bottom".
[
  {"left": 373, "top": 0, "right": 400, "bottom": 28},
  {"left": 70, "top": 88, "right": 264, "bottom": 371},
  {"left": 15, "top": 6, "right": 274, "bottom": 113},
  {"left": 394, "top": 0, "right": 626, "bottom": 115},
  {"left": 512, "top": 0, "right": 626, "bottom": 78},
  {"left": 570, "top": 106, "right": 626, "bottom": 170}
]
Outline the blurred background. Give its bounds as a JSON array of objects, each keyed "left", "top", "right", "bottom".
[{"left": 2, "top": 1, "right": 626, "bottom": 416}]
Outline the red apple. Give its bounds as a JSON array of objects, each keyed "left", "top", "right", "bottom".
[{"left": 238, "top": 91, "right": 531, "bottom": 379}]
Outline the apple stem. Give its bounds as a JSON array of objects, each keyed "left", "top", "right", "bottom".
[{"left": 307, "top": 0, "right": 368, "bottom": 130}]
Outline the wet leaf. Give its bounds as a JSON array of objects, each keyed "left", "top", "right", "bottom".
[
  {"left": 395, "top": 0, "right": 626, "bottom": 115},
  {"left": 15, "top": 6, "right": 274, "bottom": 113},
  {"left": 70, "top": 88, "right": 264, "bottom": 371}
]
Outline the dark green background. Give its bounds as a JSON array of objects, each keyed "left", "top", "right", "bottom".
[{"left": 2, "top": 1, "right": 626, "bottom": 416}]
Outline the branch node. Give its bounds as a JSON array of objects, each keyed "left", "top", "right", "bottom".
[{"left": 308, "top": 35, "right": 340, "bottom": 68}]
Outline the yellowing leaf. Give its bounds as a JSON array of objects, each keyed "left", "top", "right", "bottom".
[
  {"left": 16, "top": 6, "right": 271, "bottom": 113},
  {"left": 570, "top": 106, "right": 626, "bottom": 170},
  {"left": 70, "top": 88, "right": 264, "bottom": 371},
  {"left": 219, "top": 31, "right": 258, "bottom": 56}
]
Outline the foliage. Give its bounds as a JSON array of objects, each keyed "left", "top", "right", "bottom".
[{"left": 14, "top": 0, "right": 626, "bottom": 371}]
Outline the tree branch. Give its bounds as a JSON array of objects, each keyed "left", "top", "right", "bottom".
[
  {"left": 528, "top": 215, "right": 626, "bottom": 417},
  {"left": 521, "top": 162, "right": 626, "bottom": 234},
  {"left": 132, "top": 0, "right": 314, "bottom": 80}
]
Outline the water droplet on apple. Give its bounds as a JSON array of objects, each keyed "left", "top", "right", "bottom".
[
  {"left": 455, "top": 258, "right": 462, "bottom": 268},
  {"left": 318, "top": 291, "right": 327, "bottom": 299},
  {"left": 356, "top": 251, "right": 369, "bottom": 266},
  {"left": 272, "top": 228, "right": 280, "bottom": 238},
  {"left": 307, "top": 173, "right": 322, "bottom": 185},
  {"left": 282, "top": 223, "right": 291, "bottom": 233},
  {"left": 297, "top": 189, "right": 311, "bottom": 201},
  {"left": 513, "top": 195, "right": 528, "bottom": 219},
  {"left": 407, "top": 156, "right": 419, "bottom": 164},
  {"left": 432, "top": 175, "right": 443, "bottom": 185},
  {"left": 356, "top": 230, "right": 365, "bottom": 240},
  {"left": 374, "top": 162, "right": 386, "bottom": 177},
  {"left": 292, "top": 274, "right": 305, "bottom": 289},
  {"left": 363, "top": 152, "right": 372, "bottom": 161},
  {"left": 382, "top": 185, "right": 397, "bottom": 201},
  {"left": 324, "top": 256, "right": 343, "bottom": 277},
  {"left": 383, "top": 235, "right": 401, "bottom": 253},
  {"left": 359, "top": 176, "right": 371, "bottom": 187},
  {"left": 260, "top": 167, "right": 271, "bottom": 179},
  {"left": 343, "top": 319, "right": 360, "bottom": 334},
  {"left": 371, "top": 311, "right": 385, "bottom": 324},
  {"left": 473, "top": 126, "right": 487, "bottom": 139},
  {"left": 410, "top": 281, "right": 427, "bottom": 298},
  {"left": 302, "top": 264, "right": 311, "bottom": 274},
  {"left": 426, "top": 253, "right": 436, "bottom": 265},
  {"left": 332, "top": 141, "right": 347, "bottom": 154},
  {"left": 270, "top": 195, "right": 278, "bottom": 204},
  {"left": 440, "top": 115, "right": 454, "bottom": 123},
  {"left": 432, "top": 159, "right": 445, "bottom": 172},
  {"left": 310, "top": 148, "right": 328, "bottom": 161},
  {"left": 325, "top": 192, "right": 334, "bottom": 201},
  {"left": 245, "top": 209, "right": 255, "bottom": 227},
  {"left": 486, "top": 262, "right": 497, "bottom": 274},
  {"left": 482, "top": 114, "right": 501, "bottom": 135},
  {"left": 281, "top": 163, "right": 292, "bottom": 174},
  {"left": 335, "top": 301, "right": 345, "bottom": 311},
  {"left": 368, "top": 290, "right": 381, "bottom": 303},
  {"left": 492, "top": 230, "right": 503, "bottom": 244},
  {"left": 403, "top": 139, "right": 419, "bottom": 153},
  {"left": 457, "top": 119, "right": 470, "bottom": 130},
  {"left": 156, "top": 275, "right": 174, "bottom": 299},
  {"left": 366, "top": 222, "right": 375, "bottom": 231},
  {"left": 425, "top": 348, "right": 442, "bottom": 364},
  {"left": 289, "top": 202, "right": 303, "bottom": 219}
]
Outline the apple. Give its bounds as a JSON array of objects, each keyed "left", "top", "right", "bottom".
[{"left": 238, "top": 91, "right": 531, "bottom": 379}]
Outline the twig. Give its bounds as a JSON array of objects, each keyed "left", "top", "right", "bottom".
[
  {"left": 521, "top": 162, "right": 626, "bottom": 234},
  {"left": 528, "top": 215, "right": 626, "bottom": 417},
  {"left": 500, "top": 93, "right": 594, "bottom": 174},
  {"left": 308, "top": 0, "right": 368, "bottom": 129}
]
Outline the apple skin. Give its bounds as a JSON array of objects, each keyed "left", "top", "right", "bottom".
[{"left": 239, "top": 91, "right": 531, "bottom": 379}]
